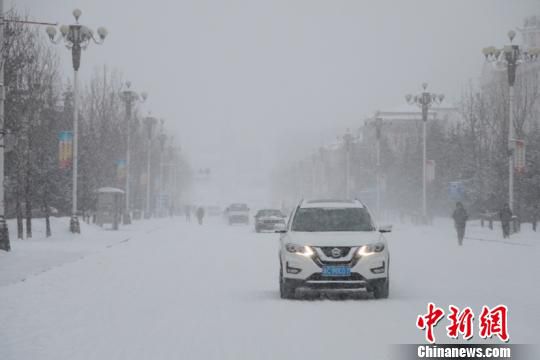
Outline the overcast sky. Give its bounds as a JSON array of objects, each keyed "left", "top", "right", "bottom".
[{"left": 14, "top": 0, "right": 540, "bottom": 202}]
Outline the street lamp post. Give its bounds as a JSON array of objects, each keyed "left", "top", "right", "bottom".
[
  {"left": 311, "top": 154, "right": 317, "bottom": 197},
  {"left": 46, "top": 9, "right": 107, "bottom": 233},
  {"left": 375, "top": 115, "right": 382, "bottom": 218},
  {"left": 169, "top": 146, "right": 178, "bottom": 215},
  {"left": 318, "top": 147, "right": 326, "bottom": 197},
  {"left": 343, "top": 129, "right": 354, "bottom": 199},
  {"left": 405, "top": 83, "right": 444, "bottom": 223},
  {"left": 143, "top": 116, "right": 157, "bottom": 219},
  {"left": 120, "top": 81, "right": 147, "bottom": 225},
  {"left": 0, "top": 1, "right": 9, "bottom": 250},
  {"left": 158, "top": 132, "right": 167, "bottom": 217},
  {"left": 483, "top": 31, "right": 540, "bottom": 212}
]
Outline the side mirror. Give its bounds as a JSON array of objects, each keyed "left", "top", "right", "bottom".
[{"left": 378, "top": 224, "right": 392, "bottom": 233}]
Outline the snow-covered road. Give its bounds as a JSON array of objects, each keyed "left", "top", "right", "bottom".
[{"left": 1, "top": 218, "right": 538, "bottom": 359}]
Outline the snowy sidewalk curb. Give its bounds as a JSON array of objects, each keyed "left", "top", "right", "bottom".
[{"left": 0, "top": 217, "right": 175, "bottom": 287}]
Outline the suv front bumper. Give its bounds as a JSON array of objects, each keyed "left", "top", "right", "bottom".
[{"left": 281, "top": 248, "right": 388, "bottom": 290}]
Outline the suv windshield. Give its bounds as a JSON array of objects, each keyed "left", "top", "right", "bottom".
[
  {"left": 229, "top": 204, "right": 248, "bottom": 211},
  {"left": 256, "top": 209, "right": 283, "bottom": 217},
  {"left": 292, "top": 207, "right": 374, "bottom": 232}
]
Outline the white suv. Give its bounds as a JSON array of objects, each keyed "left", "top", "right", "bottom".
[{"left": 278, "top": 199, "right": 391, "bottom": 299}]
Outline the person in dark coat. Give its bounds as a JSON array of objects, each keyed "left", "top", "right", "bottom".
[
  {"left": 452, "top": 202, "right": 468, "bottom": 246},
  {"left": 499, "top": 203, "right": 513, "bottom": 239},
  {"left": 531, "top": 204, "right": 539, "bottom": 232},
  {"left": 196, "top": 206, "right": 205, "bottom": 225}
]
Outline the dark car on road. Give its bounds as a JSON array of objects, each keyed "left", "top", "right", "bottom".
[
  {"left": 254, "top": 209, "right": 286, "bottom": 232},
  {"left": 225, "top": 203, "right": 250, "bottom": 225}
]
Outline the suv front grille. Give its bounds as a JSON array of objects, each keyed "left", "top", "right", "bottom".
[
  {"left": 319, "top": 246, "right": 351, "bottom": 258},
  {"left": 312, "top": 254, "right": 360, "bottom": 268}
]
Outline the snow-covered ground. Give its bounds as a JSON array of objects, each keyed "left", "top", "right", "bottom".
[
  {"left": 0, "top": 217, "right": 167, "bottom": 287},
  {"left": 0, "top": 217, "right": 538, "bottom": 360}
]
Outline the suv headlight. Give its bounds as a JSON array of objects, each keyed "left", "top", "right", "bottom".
[
  {"left": 285, "top": 243, "right": 314, "bottom": 257},
  {"left": 357, "top": 243, "right": 385, "bottom": 256}
]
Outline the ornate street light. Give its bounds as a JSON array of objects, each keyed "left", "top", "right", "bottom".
[
  {"left": 342, "top": 128, "right": 354, "bottom": 199},
  {"left": 157, "top": 126, "right": 167, "bottom": 217},
  {"left": 405, "top": 83, "right": 444, "bottom": 223},
  {"left": 46, "top": 9, "right": 107, "bottom": 233},
  {"left": 143, "top": 116, "right": 157, "bottom": 218},
  {"left": 120, "top": 82, "right": 147, "bottom": 225},
  {"left": 482, "top": 31, "right": 540, "bottom": 212}
]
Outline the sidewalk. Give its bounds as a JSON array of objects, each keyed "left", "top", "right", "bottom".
[
  {"left": 465, "top": 219, "right": 538, "bottom": 247},
  {"left": 0, "top": 217, "right": 169, "bottom": 287}
]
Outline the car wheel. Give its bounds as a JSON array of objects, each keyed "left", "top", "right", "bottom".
[
  {"left": 373, "top": 276, "right": 389, "bottom": 299},
  {"left": 279, "top": 266, "right": 296, "bottom": 299},
  {"left": 255, "top": 226, "right": 260, "bottom": 233}
]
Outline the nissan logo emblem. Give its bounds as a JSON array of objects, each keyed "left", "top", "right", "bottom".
[{"left": 331, "top": 248, "right": 341, "bottom": 258}]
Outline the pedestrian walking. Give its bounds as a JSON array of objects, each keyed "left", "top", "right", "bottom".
[
  {"left": 531, "top": 204, "right": 538, "bottom": 232},
  {"left": 452, "top": 202, "right": 468, "bottom": 246},
  {"left": 499, "top": 203, "right": 513, "bottom": 239},
  {"left": 196, "top": 206, "right": 205, "bottom": 225}
]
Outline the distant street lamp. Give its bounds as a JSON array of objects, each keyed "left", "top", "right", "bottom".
[
  {"left": 46, "top": 9, "right": 107, "bottom": 233},
  {"left": 120, "top": 81, "right": 147, "bottom": 225},
  {"left": 374, "top": 114, "right": 383, "bottom": 218},
  {"left": 342, "top": 129, "right": 354, "bottom": 199},
  {"left": 158, "top": 129, "right": 167, "bottom": 217},
  {"left": 405, "top": 83, "right": 444, "bottom": 223},
  {"left": 143, "top": 116, "right": 157, "bottom": 219},
  {"left": 483, "top": 31, "right": 540, "bottom": 212}
]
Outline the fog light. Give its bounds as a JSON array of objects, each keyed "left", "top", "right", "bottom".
[
  {"left": 370, "top": 261, "right": 385, "bottom": 274},
  {"left": 286, "top": 262, "right": 301, "bottom": 274}
]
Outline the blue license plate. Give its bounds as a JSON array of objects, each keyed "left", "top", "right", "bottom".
[{"left": 322, "top": 266, "right": 351, "bottom": 277}]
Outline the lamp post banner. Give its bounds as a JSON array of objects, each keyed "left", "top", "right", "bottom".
[
  {"left": 58, "top": 131, "right": 73, "bottom": 169},
  {"left": 449, "top": 181, "right": 465, "bottom": 201},
  {"left": 514, "top": 139, "right": 525, "bottom": 175},
  {"left": 116, "top": 159, "right": 127, "bottom": 183}
]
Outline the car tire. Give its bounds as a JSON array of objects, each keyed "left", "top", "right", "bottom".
[
  {"left": 373, "top": 276, "right": 390, "bottom": 299},
  {"left": 255, "top": 226, "right": 260, "bottom": 233},
  {"left": 279, "top": 266, "right": 296, "bottom": 299}
]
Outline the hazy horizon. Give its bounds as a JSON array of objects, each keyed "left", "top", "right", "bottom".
[{"left": 15, "top": 0, "right": 540, "bottom": 200}]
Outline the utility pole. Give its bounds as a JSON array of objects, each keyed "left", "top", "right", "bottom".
[
  {"left": 120, "top": 81, "right": 147, "bottom": 224},
  {"left": 406, "top": 83, "right": 444, "bottom": 224},
  {"left": 0, "top": 0, "right": 9, "bottom": 251},
  {"left": 143, "top": 116, "right": 157, "bottom": 218},
  {"left": 343, "top": 129, "right": 353, "bottom": 199},
  {"left": 0, "top": 3, "right": 57, "bottom": 251},
  {"left": 483, "top": 32, "right": 539, "bottom": 213},
  {"left": 46, "top": 9, "right": 108, "bottom": 233},
  {"left": 375, "top": 115, "right": 382, "bottom": 219}
]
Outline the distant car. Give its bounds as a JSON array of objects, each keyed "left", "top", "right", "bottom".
[
  {"left": 254, "top": 209, "right": 286, "bottom": 232},
  {"left": 278, "top": 199, "right": 391, "bottom": 300},
  {"left": 225, "top": 203, "right": 250, "bottom": 225}
]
